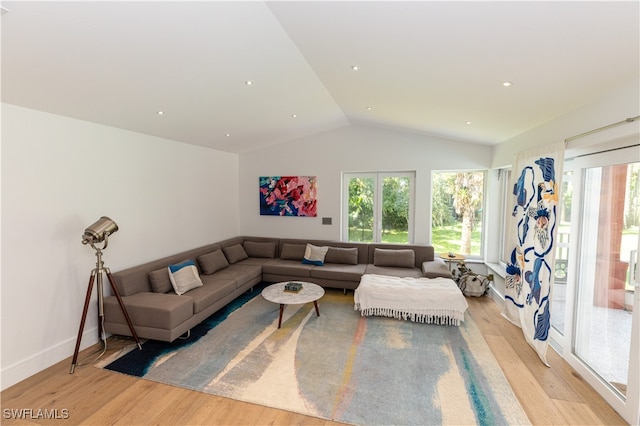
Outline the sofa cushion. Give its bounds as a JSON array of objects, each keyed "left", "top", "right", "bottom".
[
  {"left": 183, "top": 278, "right": 236, "bottom": 314},
  {"left": 373, "top": 248, "right": 415, "bottom": 268},
  {"left": 262, "top": 260, "right": 314, "bottom": 278},
  {"left": 104, "top": 292, "right": 193, "bottom": 330},
  {"left": 310, "top": 263, "right": 367, "bottom": 281},
  {"left": 223, "top": 244, "right": 249, "bottom": 264},
  {"left": 149, "top": 268, "right": 173, "bottom": 293},
  {"left": 303, "top": 243, "right": 329, "bottom": 266},
  {"left": 280, "top": 243, "right": 306, "bottom": 260},
  {"left": 168, "top": 260, "right": 203, "bottom": 295},
  {"left": 365, "top": 264, "right": 423, "bottom": 278},
  {"left": 422, "top": 259, "right": 453, "bottom": 279},
  {"left": 325, "top": 246, "right": 359, "bottom": 265},
  {"left": 197, "top": 250, "right": 229, "bottom": 275},
  {"left": 243, "top": 241, "right": 277, "bottom": 258},
  {"left": 240, "top": 257, "right": 278, "bottom": 266},
  {"left": 211, "top": 264, "right": 262, "bottom": 287}
]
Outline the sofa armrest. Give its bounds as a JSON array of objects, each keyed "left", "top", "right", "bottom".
[{"left": 422, "top": 258, "right": 452, "bottom": 279}]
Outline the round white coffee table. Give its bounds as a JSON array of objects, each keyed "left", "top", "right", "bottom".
[{"left": 261, "top": 282, "right": 324, "bottom": 329}]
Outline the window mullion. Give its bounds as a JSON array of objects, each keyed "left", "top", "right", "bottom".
[{"left": 374, "top": 174, "right": 382, "bottom": 242}]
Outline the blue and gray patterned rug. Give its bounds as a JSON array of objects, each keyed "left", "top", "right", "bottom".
[{"left": 103, "top": 285, "right": 529, "bottom": 425}]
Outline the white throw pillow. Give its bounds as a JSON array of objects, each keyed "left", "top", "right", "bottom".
[
  {"left": 302, "top": 243, "right": 329, "bottom": 266},
  {"left": 168, "top": 260, "right": 203, "bottom": 295}
]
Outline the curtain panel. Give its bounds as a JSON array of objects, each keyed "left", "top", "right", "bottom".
[{"left": 503, "top": 141, "right": 565, "bottom": 365}]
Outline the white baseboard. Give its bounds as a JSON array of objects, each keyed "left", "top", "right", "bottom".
[
  {"left": 1, "top": 326, "right": 99, "bottom": 391},
  {"left": 487, "top": 284, "right": 505, "bottom": 305}
]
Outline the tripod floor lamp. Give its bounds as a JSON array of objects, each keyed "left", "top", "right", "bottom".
[{"left": 70, "top": 216, "right": 141, "bottom": 374}]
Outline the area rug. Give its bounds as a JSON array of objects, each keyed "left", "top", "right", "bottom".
[{"left": 102, "top": 285, "right": 529, "bottom": 425}]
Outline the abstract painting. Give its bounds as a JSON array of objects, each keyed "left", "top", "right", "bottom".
[{"left": 259, "top": 176, "right": 317, "bottom": 216}]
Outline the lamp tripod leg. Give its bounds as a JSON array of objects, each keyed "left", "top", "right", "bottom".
[
  {"left": 105, "top": 269, "right": 142, "bottom": 350},
  {"left": 70, "top": 271, "right": 96, "bottom": 374}
]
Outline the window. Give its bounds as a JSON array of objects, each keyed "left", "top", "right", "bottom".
[
  {"left": 431, "top": 170, "right": 485, "bottom": 257},
  {"left": 498, "top": 168, "right": 512, "bottom": 265},
  {"left": 342, "top": 172, "right": 415, "bottom": 243}
]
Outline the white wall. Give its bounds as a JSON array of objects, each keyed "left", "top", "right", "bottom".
[
  {"left": 487, "top": 77, "right": 640, "bottom": 298},
  {"left": 0, "top": 104, "right": 240, "bottom": 390},
  {"left": 492, "top": 78, "right": 640, "bottom": 168},
  {"left": 239, "top": 124, "right": 493, "bottom": 244}
]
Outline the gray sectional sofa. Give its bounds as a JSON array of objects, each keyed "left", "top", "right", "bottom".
[{"left": 103, "top": 236, "right": 452, "bottom": 342}]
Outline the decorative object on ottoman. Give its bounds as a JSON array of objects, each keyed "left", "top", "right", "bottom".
[
  {"left": 452, "top": 261, "right": 493, "bottom": 297},
  {"left": 354, "top": 274, "right": 468, "bottom": 325}
]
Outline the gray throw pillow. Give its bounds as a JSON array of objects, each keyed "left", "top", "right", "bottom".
[
  {"left": 280, "top": 243, "right": 306, "bottom": 260},
  {"left": 148, "top": 268, "right": 173, "bottom": 293},
  {"left": 243, "top": 241, "right": 277, "bottom": 258},
  {"left": 325, "top": 247, "right": 359, "bottom": 265},
  {"left": 373, "top": 248, "right": 415, "bottom": 268},
  {"left": 423, "top": 260, "right": 452, "bottom": 279},
  {"left": 222, "top": 244, "right": 249, "bottom": 264},
  {"left": 197, "top": 250, "right": 230, "bottom": 274}
]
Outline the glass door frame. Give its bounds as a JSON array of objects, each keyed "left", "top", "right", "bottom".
[{"left": 553, "top": 145, "right": 639, "bottom": 423}]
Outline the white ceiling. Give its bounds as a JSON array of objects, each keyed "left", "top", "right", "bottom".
[{"left": 2, "top": 1, "right": 638, "bottom": 153}]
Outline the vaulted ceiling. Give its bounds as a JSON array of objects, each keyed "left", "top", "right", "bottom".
[{"left": 2, "top": 1, "right": 638, "bottom": 153}]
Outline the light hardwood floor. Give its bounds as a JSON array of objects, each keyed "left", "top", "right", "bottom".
[{"left": 1, "top": 294, "right": 627, "bottom": 425}]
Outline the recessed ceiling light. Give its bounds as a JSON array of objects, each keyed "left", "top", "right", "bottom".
[
  {"left": 225, "top": 133, "right": 230, "bottom": 137},
  {"left": 366, "top": 106, "right": 373, "bottom": 111},
  {"left": 466, "top": 121, "right": 472, "bottom": 125},
  {"left": 351, "top": 65, "right": 360, "bottom": 71},
  {"left": 502, "top": 81, "right": 513, "bottom": 87},
  {"left": 245, "top": 80, "right": 253, "bottom": 86},
  {"left": 157, "top": 111, "right": 164, "bottom": 115},
  {"left": 291, "top": 114, "right": 297, "bottom": 118}
]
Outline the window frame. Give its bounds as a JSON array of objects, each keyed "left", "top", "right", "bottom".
[
  {"left": 498, "top": 168, "right": 512, "bottom": 267},
  {"left": 342, "top": 171, "right": 415, "bottom": 244},
  {"left": 430, "top": 169, "right": 487, "bottom": 260}
]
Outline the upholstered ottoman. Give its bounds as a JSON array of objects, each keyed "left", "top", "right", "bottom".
[{"left": 354, "top": 273, "right": 468, "bottom": 326}]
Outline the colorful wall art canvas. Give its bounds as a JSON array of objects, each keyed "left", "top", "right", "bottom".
[
  {"left": 259, "top": 176, "right": 317, "bottom": 217},
  {"left": 502, "top": 141, "right": 565, "bottom": 366}
]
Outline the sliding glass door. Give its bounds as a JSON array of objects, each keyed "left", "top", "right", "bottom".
[{"left": 567, "top": 146, "right": 639, "bottom": 423}]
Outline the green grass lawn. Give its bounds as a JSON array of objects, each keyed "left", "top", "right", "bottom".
[
  {"left": 348, "top": 223, "right": 482, "bottom": 255},
  {"left": 431, "top": 224, "right": 481, "bottom": 255},
  {"left": 348, "top": 228, "right": 409, "bottom": 243}
]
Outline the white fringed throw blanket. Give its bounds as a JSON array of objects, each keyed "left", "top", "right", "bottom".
[{"left": 354, "top": 274, "right": 469, "bottom": 326}]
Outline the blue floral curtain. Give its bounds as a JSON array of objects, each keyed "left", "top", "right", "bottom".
[{"left": 503, "top": 141, "right": 565, "bottom": 365}]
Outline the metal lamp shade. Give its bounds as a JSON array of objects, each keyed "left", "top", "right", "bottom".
[{"left": 82, "top": 216, "right": 118, "bottom": 244}]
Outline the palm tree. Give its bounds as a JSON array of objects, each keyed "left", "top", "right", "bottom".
[{"left": 453, "top": 172, "right": 483, "bottom": 254}]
